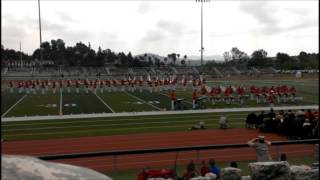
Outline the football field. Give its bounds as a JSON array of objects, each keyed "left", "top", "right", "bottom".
[{"left": 1, "top": 79, "right": 318, "bottom": 118}]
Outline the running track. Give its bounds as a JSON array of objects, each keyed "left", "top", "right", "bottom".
[{"left": 2, "top": 128, "right": 315, "bottom": 172}]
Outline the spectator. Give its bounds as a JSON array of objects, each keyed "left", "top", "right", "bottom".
[
  {"left": 246, "top": 112, "right": 257, "bottom": 129},
  {"left": 190, "top": 121, "right": 206, "bottom": 130},
  {"left": 208, "top": 158, "right": 220, "bottom": 178},
  {"left": 200, "top": 160, "right": 210, "bottom": 176},
  {"left": 248, "top": 135, "right": 272, "bottom": 162},
  {"left": 229, "top": 161, "right": 238, "bottom": 168},
  {"left": 256, "top": 111, "right": 265, "bottom": 129},
  {"left": 183, "top": 160, "right": 199, "bottom": 180},
  {"left": 302, "top": 119, "right": 312, "bottom": 139},
  {"left": 305, "top": 109, "right": 315, "bottom": 121},
  {"left": 279, "top": 153, "right": 287, "bottom": 161},
  {"left": 267, "top": 108, "right": 276, "bottom": 120},
  {"left": 219, "top": 115, "right": 229, "bottom": 129}
]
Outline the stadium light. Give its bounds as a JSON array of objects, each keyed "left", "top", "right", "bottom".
[
  {"left": 38, "top": 0, "right": 43, "bottom": 62},
  {"left": 196, "top": 0, "right": 211, "bottom": 67}
]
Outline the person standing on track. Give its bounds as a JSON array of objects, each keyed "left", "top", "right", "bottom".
[{"left": 248, "top": 135, "right": 272, "bottom": 162}]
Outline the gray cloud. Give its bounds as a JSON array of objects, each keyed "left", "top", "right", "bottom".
[
  {"left": 239, "top": 2, "right": 317, "bottom": 35},
  {"left": 137, "top": 2, "right": 153, "bottom": 15},
  {"left": 57, "top": 12, "right": 77, "bottom": 23},
  {"left": 141, "top": 30, "right": 166, "bottom": 42},
  {"left": 156, "top": 20, "right": 185, "bottom": 35}
]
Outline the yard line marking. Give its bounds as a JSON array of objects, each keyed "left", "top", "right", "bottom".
[
  {"left": 92, "top": 91, "right": 115, "bottom": 113},
  {"left": 124, "top": 91, "right": 162, "bottom": 110},
  {"left": 59, "top": 89, "right": 63, "bottom": 115},
  {"left": 1, "top": 94, "right": 27, "bottom": 118}
]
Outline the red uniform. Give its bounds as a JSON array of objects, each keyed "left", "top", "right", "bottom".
[
  {"left": 192, "top": 90, "right": 197, "bottom": 100},
  {"left": 288, "top": 86, "right": 296, "bottom": 95},
  {"left": 236, "top": 86, "right": 244, "bottom": 96},
  {"left": 171, "top": 91, "right": 176, "bottom": 101},
  {"left": 201, "top": 85, "right": 207, "bottom": 95},
  {"left": 250, "top": 85, "right": 256, "bottom": 94}
]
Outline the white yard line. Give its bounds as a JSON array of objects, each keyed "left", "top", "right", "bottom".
[
  {"left": 92, "top": 92, "right": 115, "bottom": 113},
  {"left": 1, "top": 94, "right": 27, "bottom": 118},
  {"left": 124, "top": 91, "right": 162, "bottom": 110},
  {"left": 59, "top": 89, "right": 63, "bottom": 115},
  {"left": 1, "top": 105, "right": 318, "bottom": 122}
]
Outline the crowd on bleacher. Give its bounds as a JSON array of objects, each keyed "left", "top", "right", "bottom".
[{"left": 246, "top": 108, "right": 319, "bottom": 140}]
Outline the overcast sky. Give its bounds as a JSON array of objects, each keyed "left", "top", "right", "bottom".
[{"left": 2, "top": 0, "right": 319, "bottom": 58}]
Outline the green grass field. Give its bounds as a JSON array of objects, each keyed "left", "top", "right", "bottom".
[
  {"left": 1, "top": 79, "right": 318, "bottom": 118},
  {"left": 2, "top": 111, "right": 250, "bottom": 141}
]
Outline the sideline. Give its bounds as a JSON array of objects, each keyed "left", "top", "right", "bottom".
[{"left": 1, "top": 105, "right": 318, "bottom": 122}]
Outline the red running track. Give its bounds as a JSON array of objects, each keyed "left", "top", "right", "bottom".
[{"left": 2, "top": 128, "right": 315, "bottom": 172}]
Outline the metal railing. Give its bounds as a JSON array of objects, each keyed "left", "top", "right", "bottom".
[{"left": 37, "top": 139, "right": 319, "bottom": 179}]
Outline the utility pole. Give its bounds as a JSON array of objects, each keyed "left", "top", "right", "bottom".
[
  {"left": 196, "top": 0, "right": 210, "bottom": 67},
  {"left": 38, "top": 0, "right": 43, "bottom": 63},
  {"left": 19, "top": 41, "right": 22, "bottom": 68}
]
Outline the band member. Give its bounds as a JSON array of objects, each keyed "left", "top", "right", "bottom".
[
  {"left": 105, "top": 79, "right": 111, "bottom": 92},
  {"left": 276, "top": 85, "right": 282, "bottom": 103},
  {"left": 9, "top": 81, "right": 14, "bottom": 93},
  {"left": 268, "top": 91, "right": 275, "bottom": 107},
  {"left": 224, "top": 85, "right": 234, "bottom": 104},
  {"left": 139, "top": 78, "right": 143, "bottom": 92},
  {"left": 25, "top": 81, "right": 30, "bottom": 94},
  {"left": 76, "top": 79, "right": 80, "bottom": 93},
  {"left": 41, "top": 81, "right": 46, "bottom": 94},
  {"left": 99, "top": 80, "right": 104, "bottom": 93},
  {"left": 282, "top": 85, "right": 289, "bottom": 103},
  {"left": 171, "top": 90, "right": 176, "bottom": 110},
  {"left": 32, "top": 81, "right": 36, "bottom": 94},
  {"left": 200, "top": 85, "right": 207, "bottom": 95},
  {"left": 67, "top": 80, "right": 71, "bottom": 93},
  {"left": 52, "top": 81, "right": 57, "bottom": 94},
  {"left": 288, "top": 85, "right": 296, "bottom": 102},
  {"left": 192, "top": 89, "right": 197, "bottom": 109},
  {"left": 249, "top": 85, "right": 256, "bottom": 100},
  {"left": 120, "top": 79, "right": 126, "bottom": 92},
  {"left": 236, "top": 85, "right": 245, "bottom": 104},
  {"left": 261, "top": 86, "right": 269, "bottom": 103},
  {"left": 192, "top": 79, "right": 197, "bottom": 91},
  {"left": 255, "top": 87, "right": 261, "bottom": 104}
]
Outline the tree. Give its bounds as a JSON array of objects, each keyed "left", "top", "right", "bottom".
[
  {"left": 164, "top": 57, "right": 168, "bottom": 65},
  {"left": 154, "top": 57, "right": 160, "bottom": 67},
  {"left": 248, "top": 49, "right": 268, "bottom": 67},
  {"left": 276, "top": 52, "right": 291, "bottom": 67}
]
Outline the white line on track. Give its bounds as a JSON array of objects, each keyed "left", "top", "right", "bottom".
[
  {"left": 1, "top": 105, "right": 318, "bottom": 122},
  {"left": 124, "top": 91, "right": 162, "bottom": 110},
  {"left": 92, "top": 91, "right": 115, "bottom": 113},
  {"left": 1, "top": 94, "right": 27, "bottom": 118},
  {"left": 2, "top": 113, "right": 249, "bottom": 127}
]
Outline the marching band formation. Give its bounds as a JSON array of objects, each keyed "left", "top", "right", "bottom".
[{"left": 6, "top": 75, "right": 297, "bottom": 109}]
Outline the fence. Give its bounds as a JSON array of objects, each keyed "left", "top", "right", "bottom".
[{"left": 38, "top": 139, "right": 319, "bottom": 179}]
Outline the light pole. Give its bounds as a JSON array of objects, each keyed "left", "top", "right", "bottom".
[
  {"left": 38, "top": 0, "right": 43, "bottom": 63},
  {"left": 196, "top": 0, "right": 210, "bottom": 67}
]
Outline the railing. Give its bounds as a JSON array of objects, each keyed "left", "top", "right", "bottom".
[{"left": 37, "top": 139, "right": 319, "bottom": 179}]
